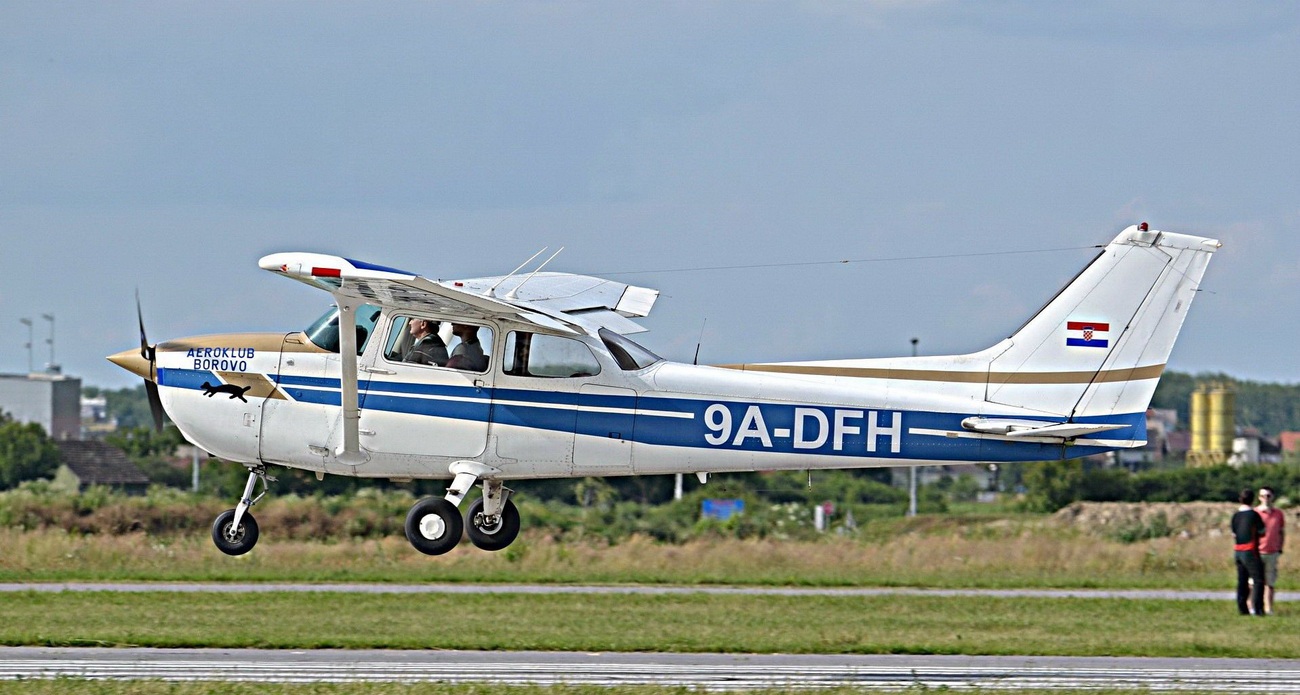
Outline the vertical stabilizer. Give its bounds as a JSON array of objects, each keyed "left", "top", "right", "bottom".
[{"left": 985, "top": 225, "right": 1219, "bottom": 418}]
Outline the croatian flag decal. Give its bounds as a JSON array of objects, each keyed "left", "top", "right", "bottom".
[{"left": 1066, "top": 321, "right": 1109, "bottom": 348}]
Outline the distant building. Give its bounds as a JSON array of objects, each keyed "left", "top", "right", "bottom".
[
  {"left": 80, "top": 395, "right": 116, "bottom": 439},
  {"left": 1166, "top": 430, "right": 1192, "bottom": 457},
  {"left": 1229, "top": 428, "right": 1282, "bottom": 466},
  {"left": 1281, "top": 432, "right": 1300, "bottom": 459},
  {"left": 53, "top": 440, "right": 150, "bottom": 494},
  {"left": 0, "top": 372, "right": 82, "bottom": 440},
  {"left": 1111, "top": 407, "right": 1179, "bottom": 470}
]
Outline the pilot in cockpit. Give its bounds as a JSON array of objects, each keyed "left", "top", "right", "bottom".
[{"left": 404, "top": 318, "right": 448, "bottom": 366}]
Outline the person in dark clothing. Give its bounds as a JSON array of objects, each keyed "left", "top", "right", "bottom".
[
  {"left": 404, "top": 318, "right": 448, "bottom": 366},
  {"left": 1232, "top": 488, "right": 1267, "bottom": 616}
]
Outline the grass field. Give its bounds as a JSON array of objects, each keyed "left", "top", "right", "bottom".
[
  {"left": 0, "top": 517, "right": 1272, "bottom": 695},
  {"left": 0, "top": 591, "right": 1290, "bottom": 657},
  {"left": 0, "top": 523, "right": 1238, "bottom": 588}
]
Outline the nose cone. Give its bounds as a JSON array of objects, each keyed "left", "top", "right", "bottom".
[{"left": 107, "top": 348, "right": 152, "bottom": 380}]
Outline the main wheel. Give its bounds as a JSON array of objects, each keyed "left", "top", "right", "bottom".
[
  {"left": 404, "top": 497, "right": 463, "bottom": 555},
  {"left": 211, "top": 509, "right": 259, "bottom": 556},
  {"left": 465, "top": 497, "right": 521, "bottom": 551}
]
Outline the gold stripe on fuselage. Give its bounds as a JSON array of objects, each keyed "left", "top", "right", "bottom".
[
  {"left": 716, "top": 363, "right": 1165, "bottom": 384},
  {"left": 214, "top": 372, "right": 286, "bottom": 400},
  {"left": 156, "top": 332, "right": 329, "bottom": 354}
]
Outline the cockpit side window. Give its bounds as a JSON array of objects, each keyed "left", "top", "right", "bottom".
[
  {"left": 304, "top": 304, "right": 380, "bottom": 355},
  {"left": 384, "top": 316, "right": 448, "bottom": 367},
  {"left": 599, "top": 328, "right": 662, "bottom": 371},
  {"left": 503, "top": 331, "right": 601, "bottom": 378},
  {"left": 382, "top": 317, "right": 494, "bottom": 373}
]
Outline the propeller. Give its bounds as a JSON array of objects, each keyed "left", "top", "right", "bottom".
[{"left": 135, "top": 291, "right": 165, "bottom": 432}]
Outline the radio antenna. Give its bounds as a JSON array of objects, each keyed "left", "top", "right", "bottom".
[
  {"left": 693, "top": 318, "right": 708, "bottom": 365},
  {"left": 487, "top": 248, "right": 548, "bottom": 297},
  {"left": 506, "top": 247, "right": 564, "bottom": 300}
]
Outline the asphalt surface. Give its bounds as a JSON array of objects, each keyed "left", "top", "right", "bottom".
[{"left": 1, "top": 647, "right": 1297, "bottom": 690}]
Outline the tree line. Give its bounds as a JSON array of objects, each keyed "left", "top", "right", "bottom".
[{"left": 1150, "top": 371, "right": 1300, "bottom": 437}]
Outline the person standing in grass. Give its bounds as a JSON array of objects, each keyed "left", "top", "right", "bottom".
[
  {"left": 1256, "top": 486, "right": 1285, "bottom": 616},
  {"left": 1233, "top": 488, "right": 1267, "bottom": 616}
]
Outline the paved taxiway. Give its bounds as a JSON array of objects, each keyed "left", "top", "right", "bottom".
[{"left": 2, "top": 647, "right": 1298, "bottom": 690}]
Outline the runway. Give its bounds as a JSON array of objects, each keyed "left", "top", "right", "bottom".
[
  {"left": 1, "top": 647, "right": 1298, "bottom": 691},
  {"left": 1, "top": 584, "right": 1279, "bottom": 690},
  {"left": 0, "top": 581, "right": 1234, "bottom": 600}
]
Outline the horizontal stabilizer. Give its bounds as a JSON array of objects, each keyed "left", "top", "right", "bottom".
[{"left": 960, "top": 417, "right": 1128, "bottom": 440}]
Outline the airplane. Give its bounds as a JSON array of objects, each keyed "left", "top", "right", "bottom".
[{"left": 108, "top": 223, "right": 1219, "bottom": 557}]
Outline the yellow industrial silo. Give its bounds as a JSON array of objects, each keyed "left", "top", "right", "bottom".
[
  {"left": 1188, "top": 382, "right": 1234, "bottom": 467},
  {"left": 1190, "top": 386, "right": 1209, "bottom": 454},
  {"left": 1208, "top": 385, "right": 1236, "bottom": 455}
]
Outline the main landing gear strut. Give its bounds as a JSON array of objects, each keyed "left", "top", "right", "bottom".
[
  {"left": 212, "top": 464, "right": 276, "bottom": 556},
  {"left": 404, "top": 462, "right": 520, "bottom": 555}
]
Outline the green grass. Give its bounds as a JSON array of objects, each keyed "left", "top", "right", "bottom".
[
  {"left": 0, "top": 591, "right": 1291, "bottom": 658},
  {"left": 0, "top": 527, "right": 1237, "bottom": 589}
]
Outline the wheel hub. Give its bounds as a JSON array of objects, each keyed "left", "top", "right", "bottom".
[
  {"left": 474, "top": 513, "right": 504, "bottom": 535},
  {"left": 419, "top": 514, "right": 446, "bottom": 540}
]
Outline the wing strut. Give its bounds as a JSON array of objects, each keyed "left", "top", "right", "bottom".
[{"left": 334, "top": 297, "right": 368, "bottom": 465}]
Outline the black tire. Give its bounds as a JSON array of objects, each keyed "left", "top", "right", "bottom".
[
  {"left": 465, "top": 497, "right": 521, "bottom": 551},
  {"left": 404, "top": 497, "right": 463, "bottom": 555},
  {"left": 211, "top": 508, "right": 259, "bottom": 556}
]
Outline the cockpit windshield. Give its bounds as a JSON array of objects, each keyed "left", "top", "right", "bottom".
[
  {"left": 304, "top": 304, "right": 381, "bottom": 355},
  {"left": 599, "top": 328, "right": 662, "bottom": 371}
]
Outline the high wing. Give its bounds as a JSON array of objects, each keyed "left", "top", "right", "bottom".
[
  {"left": 258, "top": 251, "right": 659, "bottom": 466},
  {"left": 452, "top": 272, "right": 658, "bottom": 335},
  {"left": 258, "top": 253, "right": 659, "bottom": 335}
]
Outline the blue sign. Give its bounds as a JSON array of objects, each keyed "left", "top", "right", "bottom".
[{"left": 701, "top": 498, "right": 745, "bottom": 521}]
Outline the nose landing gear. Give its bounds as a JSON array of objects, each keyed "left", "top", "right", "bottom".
[{"left": 211, "top": 465, "right": 275, "bottom": 556}]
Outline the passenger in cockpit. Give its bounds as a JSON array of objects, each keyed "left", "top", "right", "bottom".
[
  {"left": 446, "top": 323, "right": 488, "bottom": 371},
  {"left": 404, "top": 318, "right": 448, "bottom": 366}
]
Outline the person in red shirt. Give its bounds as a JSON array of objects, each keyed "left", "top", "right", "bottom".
[{"left": 1256, "top": 486, "right": 1286, "bottom": 616}]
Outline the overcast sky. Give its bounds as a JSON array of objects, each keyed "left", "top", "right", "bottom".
[{"left": 2, "top": 2, "right": 1297, "bottom": 389}]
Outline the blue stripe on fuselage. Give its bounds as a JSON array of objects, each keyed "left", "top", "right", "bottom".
[
  {"left": 157, "top": 368, "right": 219, "bottom": 390},
  {"left": 161, "top": 373, "right": 1146, "bottom": 463}
]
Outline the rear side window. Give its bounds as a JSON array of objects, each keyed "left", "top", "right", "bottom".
[{"left": 503, "top": 332, "right": 601, "bottom": 378}]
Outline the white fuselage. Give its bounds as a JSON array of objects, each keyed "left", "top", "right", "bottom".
[{"left": 156, "top": 318, "right": 1139, "bottom": 482}]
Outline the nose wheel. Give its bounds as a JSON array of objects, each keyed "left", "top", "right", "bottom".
[
  {"left": 211, "top": 465, "right": 275, "bottom": 556},
  {"left": 211, "top": 508, "right": 260, "bottom": 556}
]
